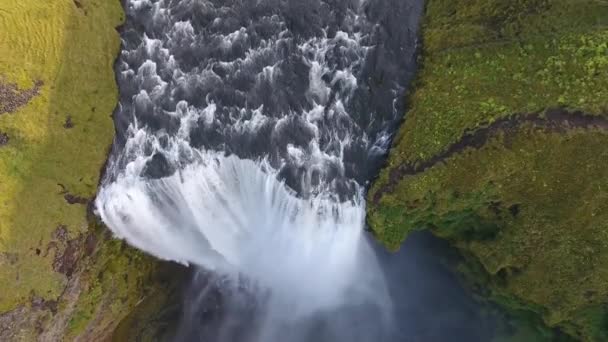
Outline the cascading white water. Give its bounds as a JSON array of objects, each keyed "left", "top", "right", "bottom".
[
  {"left": 96, "top": 151, "right": 386, "bottom": 318},
  {"left": 95, "top": 0, "right": 423, "bottom": 340}
]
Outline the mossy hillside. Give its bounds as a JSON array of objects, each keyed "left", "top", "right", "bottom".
[
  {"left": 0, "top": 0, "right": 170, "bottom": 338},
  {"left": 111, "top": 262, "right": 187, "bottom": 341},
  {"left": 368, "top": 0, "right": 608, "bottom": 340},
  {"left": 61, "top": 222, "right": 178, "bottom": 341},
  {"left": 381, "top": 0, "right": 608, "bottom": 167},
  {"left": 0, "top": 0, "right": 122, "bottom": 313},
  {"left": 371, "top": 125, "right": 608, "bottom": 340}
]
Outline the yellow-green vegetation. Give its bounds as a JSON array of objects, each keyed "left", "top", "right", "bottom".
[
  {"left": 0, "top": 0, "right": 120, "bottom": 311},
  {"left": 369, "top": 0, "right": 608, "bottom": 341},
  {"left": 386, "top": 0, "right": 608, "bottom": 165},
  {"left": 0, "top": 0, "right": 167, "bottom": 339},
  {"left": 61, "top": 222, "right": 176, "bottom": 340}
]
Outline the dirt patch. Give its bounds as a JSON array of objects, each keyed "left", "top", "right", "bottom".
[
  {"left": 44, "top": 225, "right": 69, "bottom": 258},
  {"left": 50, "top": 226, "right": 98, "bottom": 278},
  {"left": 64, "top": 115, "right": 74, "bottom": 129},
  {"left": 0, "top": 252, "right": 18, "bottom": 266},
  {"left": 373, "top": 109, "right": 608, "bottom": 203},
  {"left": 0, "top": 79, "right": 43, "bottom": 114},
  {"left": 53, "top": 225, "right": 69, "bottom": 242},
  {"left": 84, "top": 233, "right": 97, "bottom": 257},
  {"left": 31, "top": 296, "right": 58, "bottom": 315},
  {"left": 53, "top": 237, "right": 81, "bottom": 277},
  {"left": 0, "top": 132, "right": 8, "bottom": 146}
]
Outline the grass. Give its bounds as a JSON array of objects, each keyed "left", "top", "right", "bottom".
[
  {"left": 0, "top": 0, "right": 123, "bottom": 313},
  {"left": 371, "top": 122, "right": 608, "bottom": 341},
  {"left": 0, "top": 0, "right": 164, "bottom": 338},
  {"left": 383, "top": 0, "right": 608, "bottom": 165},
  {"left": 369, "top": 0, "right": 608, "bottom": 340},
  {"left": 62, "top": 222, "right": 172, "bottom": 340}
]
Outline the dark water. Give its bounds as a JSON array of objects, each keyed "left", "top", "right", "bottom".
[
  {"left": 103, "top": 0, "right": 506, "bottom": 341},
  {"left": 171, "top": 232, "right": 501, "bottom": 342},
  {"left": 109, "top": 0, "right": 422, "bottom": 197}
]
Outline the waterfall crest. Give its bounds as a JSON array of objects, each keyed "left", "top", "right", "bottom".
[{"left": 95, "top": 0, "right": 423, "bottom": 340}]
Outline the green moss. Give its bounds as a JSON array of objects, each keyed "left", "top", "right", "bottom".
[
  {"left": 63, "top": 223, "right": 162, "bottom": 339},
  {"left": 373, "top": 127, "right": 608, "bottom": 340},
  {"left": 0, "top": 0, "right": 123, "bottom": 312},
  {"left": 111, "top": 264, "right": 186, "bottom": 341},
  {"left": 382, "top": 0, "right": 608, "bottom": 166},
  {"left": 369, "top": 0, "right": 608, "bottom": 340},
  {"left": 0, "top": 0, "right": 172, "bottom": 339},
  {"left": 570, "top": 306, "right": 608, "bottom": 341}
]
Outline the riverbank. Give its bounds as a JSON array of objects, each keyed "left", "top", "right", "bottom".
[
  {"left": 369, "top": 0, "right": 608, "bottom": 340},
  {"left": 0, "top": 0, "right": 171, "bottom": 339}
]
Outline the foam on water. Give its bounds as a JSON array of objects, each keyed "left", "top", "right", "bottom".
[
  {"left": 97, "top": 150, "right": 385, "bottom": 317},
  {"left": 96, "top": 0, "right": 423, "bottom": 339}
]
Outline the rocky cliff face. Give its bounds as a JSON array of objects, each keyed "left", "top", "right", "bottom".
[
  {"left": 369, "top": 0, "right": 608, "bottom": 340},
  {"left": 0, "top": 0, "right": 173, "bottom": 339}
]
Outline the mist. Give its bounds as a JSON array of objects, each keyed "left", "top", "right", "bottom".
[
  {"left": 95, "top": 0, "right": 504, "bottom": 340},
  {"left": 97, "top": 152, "right": 395, "bottom": 342},
  {"left": 96, "top": 152, "right": 500, "bottom": 341}
]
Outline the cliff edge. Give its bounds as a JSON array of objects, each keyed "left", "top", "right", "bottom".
[
  {"left": 369, "top": 0, "right": 608, "bottom": 340},
  {"left": 0, "top": 0, "right": 172, "bottom": 339}
]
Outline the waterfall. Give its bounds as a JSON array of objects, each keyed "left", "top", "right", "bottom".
[{"left": 95, "top": 0, "right": 424, "bottom": 340}]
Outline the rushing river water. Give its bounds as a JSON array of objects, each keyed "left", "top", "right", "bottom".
[{"left": 96, "top": 0, "right": 503, "bottom": 341}]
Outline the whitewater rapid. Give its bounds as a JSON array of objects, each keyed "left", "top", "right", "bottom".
[
  {"left": 97, "top": 151, "right": 383, "bottom": 316},
  {"left": 95, "top": 0, "right": 423, "bottom": 340}
]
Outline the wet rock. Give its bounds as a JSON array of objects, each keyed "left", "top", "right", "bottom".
[{"left": 142, "top": 152, "right": 175, "bottom": 179}]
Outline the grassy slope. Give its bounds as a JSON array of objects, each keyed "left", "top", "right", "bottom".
[
  {"left": 0, "top": 0, "right": 169, "bottom": 339},
  {"left": 382, "top": 0, "right": 608, "bottom": 166},
  {"left": 0, "top": 0, "right": 120, "bottom": 311},
  {"left": 368, "top": 0, "right": 608, "bottom": 340}
]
